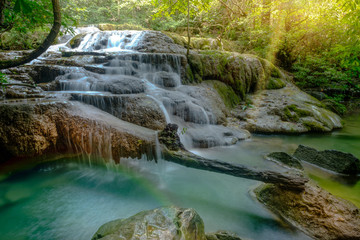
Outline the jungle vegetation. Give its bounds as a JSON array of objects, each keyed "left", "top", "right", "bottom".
[{"left": 0, "top": 0, "right": 359, "bottom": 113}]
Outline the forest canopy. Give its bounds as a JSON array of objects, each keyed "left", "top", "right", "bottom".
[{"left": 0, "top": 0, "right": 359, "bottom": 113}]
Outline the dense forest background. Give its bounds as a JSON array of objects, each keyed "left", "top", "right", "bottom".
[{"left": 1, "top": 0, "right": 359, "bottom": 114}]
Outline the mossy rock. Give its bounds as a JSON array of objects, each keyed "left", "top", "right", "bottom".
[
  {"left": 67, "top": 33, "right": 87, "bottom": 49},
  {"left": 281, "top": 104, "right": 313, "bottom": 122},
  {"left": 204, "top": 80, "right": 241, "bottom": 108},
  {"left": 266, "top": 77, "right": 286, "bottom": 90},
  {"left": 163, "top": 32, "right": 236, "bottom": 52},
  {"left": 187, "top": 50, "right": 287, "bottom": 101},
  {"left": 97, "top": 23, "right": 146, "bottom": 31},
  {"left": 162, "top": 31, "right": 188, "bottom": 47},
  {"left": 255, "top": 183, "right": 360, "bottom": 240},
  {"left": 265, "top": 152, "right": 303, "bottom": 170},
  {"left": 92, "top": 206, "right": 206, "bottom": 240},
  {"left": 302, "top": 119, "right": 327, "bottom": 131}
]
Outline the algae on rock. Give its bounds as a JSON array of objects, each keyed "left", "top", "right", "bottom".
[{"left": 186, "top": 50, "right": 286, "bottom": 99}]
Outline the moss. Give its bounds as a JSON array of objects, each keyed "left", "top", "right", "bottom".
[
  {"left": 287, "top": 104, "right": 312, "bottom": 117},
  {"left": 302, "top": 120, "right": 326, "bottom": 132},
  {"left": 207, "top": 80, "right": 241, "bottom": 108},
  {"left": 283, "top": 107, "right": 299, "bottom": 122},
  {"left": 97, "top": 23, "right": 146, "bottom": 31},
  {"left": 162, "top": 31, "right": 187, "bottom": 47},
  {"left": 270, "top": 67, "right": 282, "bottom": 78},
  {"left": 185, "top": 65, "right": 195, "bottom": 84},
  {"left": 68, "top": 33, "right": 86, "bottom": 49},
  {"left": 266, "top": 77, "right": 286, "bottom": 90}
]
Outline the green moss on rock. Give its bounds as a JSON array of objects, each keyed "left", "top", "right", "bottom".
[
  {"left": 68, "top": 33, "right": 86, "bottom": 49},
  {"left": 302, "top": 119, "right": 327, "bottom": 131},
  {"left": 97, "top": 23, "right": 146, "bottom": 31},
  {"left": 266, "top": 77, "right": 286, "bottom": 89},
  {"left": 205, "top": 80, "right": 241, "bottom": 108}
]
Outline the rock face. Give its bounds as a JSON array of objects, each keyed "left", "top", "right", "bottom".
[
  {"left": 0, "top": 101, "right": 156, "bottom": 164},
  {"left": 92, "top": 206, "right": 206, "bottom": 240},
  {"left": 158, "top": 123, "right": 184, "bottom": 151},
  {"left": 0, "top": 103, "right": 58, "bottom": 161},
  {"left": 255, "top": 183, "right": 360, "bottom": 240},
  {"left": 265, "top": 152, "right": 303, "bottom": 170},
  {"left": 71, "top": 93, "right": 167, "bottom": 130},
  {"left": 232, "top": 83, "right": 342, "bottom": 133},
  {"left": 293, "top": 145, "right": 360, "bottom": 175}
]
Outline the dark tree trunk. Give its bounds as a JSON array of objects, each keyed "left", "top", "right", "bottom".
[
  {"left": 0, "top": 0, "right": 61, "bottom": 70},
  {"left": 163, "top": 149, "right": 308, "bottom": 191},
  {"left": 261, "top": 0, "right": 271, "bottom": 26},
  {"left": 186, "top": 0, "right": 190, "bottom": 57}
]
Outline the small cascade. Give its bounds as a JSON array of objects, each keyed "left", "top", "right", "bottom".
[{"left": 50, "top": 30, "right": 246, "bottom": 152}]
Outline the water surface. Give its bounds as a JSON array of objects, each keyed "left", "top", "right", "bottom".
[{"left": 0, "top": 114, "right": 359, "bottom": 240}]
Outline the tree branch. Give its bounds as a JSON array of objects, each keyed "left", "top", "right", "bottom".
[{"left": 0, "top": 0, "right": 61, "bottom": 70}]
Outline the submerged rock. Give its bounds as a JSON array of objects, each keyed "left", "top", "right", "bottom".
[
  {"left": 255, "top": 183, "right": 360, "bottom": 240},
  {"left": 293, "top": 145, "right": 360, "bottom": 175},
  {"left": 265, "top": 152, "right": 303, "bottom": 170},
  {"left": 92, "top": 206, "right": 206, "bottom": 240},
  {"left": 206, "top": 231, "right": 243, "bottom": 240}
]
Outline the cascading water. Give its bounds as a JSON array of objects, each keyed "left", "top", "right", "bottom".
[{"left": 54, "top": 30, "right": 247, "bottom": 151}]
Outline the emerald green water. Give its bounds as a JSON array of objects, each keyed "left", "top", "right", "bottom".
[{"left": 0, "top": 114, "right": 359, "bottom": 240}]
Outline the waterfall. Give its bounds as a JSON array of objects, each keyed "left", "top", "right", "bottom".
[{"left": 53, "top": 30, "right": 245, "bottom": 153}]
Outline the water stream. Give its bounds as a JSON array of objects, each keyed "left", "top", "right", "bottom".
[{"left": 0, "top": 31, "right": 359, "bottom": 239}]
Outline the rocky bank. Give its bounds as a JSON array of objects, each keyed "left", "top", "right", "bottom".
[{"left": 255, "top": 183, "right": 360, "bottom": 240}]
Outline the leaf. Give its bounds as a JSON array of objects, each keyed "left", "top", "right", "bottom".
[{"left": 14, "top": 0, "right": 32, "bottom": 14}]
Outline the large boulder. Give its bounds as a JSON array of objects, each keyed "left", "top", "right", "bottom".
[
  {"left": 232, "top": 83, "right": 342, "bottom": 133},
  {"left": 255, "top": 183, "right": 360, "bottom": 240},
  {"left": 293, "top": 145, "right": 360, "bottom": 175},
  {"left": 186, "top": 51, "right": 286, "bottom": 98},
  {"left": 92, "top": 206, "right": 206, "bottom": 240}
]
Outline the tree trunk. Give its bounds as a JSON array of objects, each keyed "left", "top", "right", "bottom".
[
  {"left": 186, "top": 0, "right": 190, "bottom": 57},
  {"left": 0, "top": 0, "right": 61, "bottom": 70},
  {"left": 163, "top": 149, "right": 308, "bottom": 191},
  {"left": 261, "top": 0, "right": 271, "bottom": 26}
]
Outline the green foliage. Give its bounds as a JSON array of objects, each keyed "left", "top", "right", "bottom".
[
  {"left": 0, "top": 72, "right": 9, "bottom": 84},
  {"left": 292, "top": 56, "right": 352, "bottom": 89},
  {"left": 1, "top": 0, "right": 76, "bottom": 50},
  {"left": 152, "top": 0, "right": 210, "bottom": 19},
  {"left": 0, "top": 28, "right": 49, "bottom": 50},
  {"left": 0, "top": 72, "right": 9, "bottom": 90}
]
